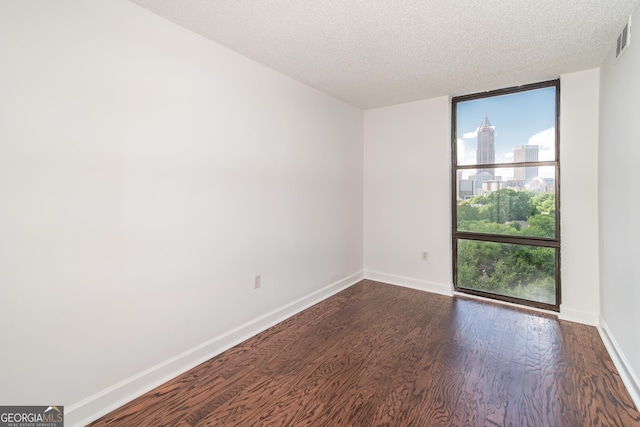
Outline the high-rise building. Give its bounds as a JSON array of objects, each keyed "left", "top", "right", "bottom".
[
  {"left": 458, "top": 178, "right": 475, "bottom": 200},
  {"left": 482, "top": 180, "right": 504, "bottom": 196},
  {"left": 476, "top": 115, "right": 495, "bottom": 178},
  {"left": 472, "top": 172, "right": 494, "bottom": 193},
  {"left": 513, "top": 144, "right": 539, "bottom": 182}
]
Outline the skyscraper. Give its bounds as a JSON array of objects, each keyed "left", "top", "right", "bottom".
[
  {"left": 513, "top": 144, "right": 539, "bottom": 182},
  {"left": 476, "top": 115, "right": 495, "bottom": 178}
]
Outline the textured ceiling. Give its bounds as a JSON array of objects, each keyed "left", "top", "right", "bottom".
[{"left": 130, "top": 0, "right": 638, "bottom": 109}]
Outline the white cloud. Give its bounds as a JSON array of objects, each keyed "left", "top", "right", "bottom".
[
  {"left": 528, "top": 127, "right": 555, "bottom": 161},
  {"left": 457, "top": 138, "right": 476, "bottom": 166},
  {"left": 463, "top": 128, "right": 478, "bottom": 139}
]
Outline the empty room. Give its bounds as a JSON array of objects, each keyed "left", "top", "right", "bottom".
[{"left": 1, "top": 1, "right": 640, "bottom": 426}]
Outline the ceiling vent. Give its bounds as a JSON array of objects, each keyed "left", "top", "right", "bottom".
[{"left": 616, "top": 16, "right": 632, "bottom": 62}]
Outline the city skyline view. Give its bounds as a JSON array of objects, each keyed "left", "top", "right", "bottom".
[{"left": 456, "top": 86, "right": 557, "bottom": 170}]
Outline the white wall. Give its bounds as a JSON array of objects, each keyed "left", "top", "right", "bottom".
[
  {"left": 599, "top": 3, "right": 640, "bottom": 404},
  {"left": 362, "top": 77, "right": 602, "bottom": 320},
  {"left": 558, "top": 69, "right": 601, "bottom": 325},
  {"left": 0, "top": 1, "right": 363, "bottom": 424},
  {"left": 363, "top": 97, "right": 452, "bottom": 295}
]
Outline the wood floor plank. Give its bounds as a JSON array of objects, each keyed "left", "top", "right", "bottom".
[{"left": 88, "top": 280, "right": 640, "bottom": 427}]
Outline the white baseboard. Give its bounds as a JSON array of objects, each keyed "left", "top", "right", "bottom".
[
  {"left": 65, "top": 271, "right": 364, "bottom": 427},
  {"left": 558, "top": 305, "right": 600, "bottom": 326},
  {"left": 598, "top": 317, "right": 640, "bottom": 411},
  {"left": 364, "top": 270, "right": 453, "bottom": 296}
]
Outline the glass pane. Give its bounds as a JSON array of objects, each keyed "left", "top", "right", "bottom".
[
  {"left": 456, "top": 87, "right": 556, "bottom": 166},
  {"left": 456, "top": 166, "right": 556, "bottom": 238},
  {"left": 457, "top": 239, "right": 557, "bottom": 305}
]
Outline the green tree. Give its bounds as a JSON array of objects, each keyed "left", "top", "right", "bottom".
[
  {"left": 476, "top": 189, "right": 537, "bottom": 224},
  {"left": 457, "top": 239, "right": 556, "bottom": 304},
  {"left": 457, "top": 203, "right": 482, "bottom": 221},
  {"left": 456, "top": 189, "right": 557, "bottom": 304},
  {"left": 532, "top": 192, "right": 555, "bottom": 214},
  {"left": 526, "top": 214, "right": 555, "bottom": 237},
  {"left": 457, "top": 189, "right": 540, "bottom": 235}
]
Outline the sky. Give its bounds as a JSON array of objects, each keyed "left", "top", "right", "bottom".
[{"left": 456, "top": 86, "right": 557, "bottom": 169}]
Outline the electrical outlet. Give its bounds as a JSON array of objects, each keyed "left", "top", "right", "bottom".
[
  {"left": 254, "top": 275, "right": 261, "bottom": 289},
  {"left": 421, "top": 251, "right": 428, "bottom": 261}
]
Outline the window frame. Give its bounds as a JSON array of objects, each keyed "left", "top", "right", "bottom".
[{"left": 451, "top": 80, "right": 561, "bottom": 311}]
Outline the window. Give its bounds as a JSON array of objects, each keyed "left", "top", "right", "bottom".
[{"left": 451, "top": 80, "right": 560, "bottom": 310}]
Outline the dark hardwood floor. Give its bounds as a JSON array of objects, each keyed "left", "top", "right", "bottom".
[{"left": 89, "top": 280, "right": 640, "bottom": 426}]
